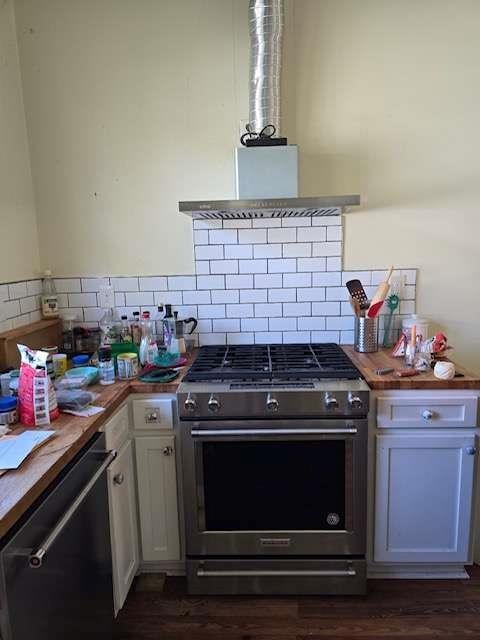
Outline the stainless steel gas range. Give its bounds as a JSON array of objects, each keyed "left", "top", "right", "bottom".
[{"left": 177, "top": 343, "right": 369, "bottom": 595}]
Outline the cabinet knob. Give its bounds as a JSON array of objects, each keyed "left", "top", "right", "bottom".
[
  {"left": 113, "top": 472, "right": 125, "bottom": 485},
  {"left": 163, "top": 446, "right": 174, "bottom": 456},
  {"left": 422, "top": 409, "right": 434, "bottom": 421},
  {"left": 467, "top": 446, "right": 477, "bottom": 456}
]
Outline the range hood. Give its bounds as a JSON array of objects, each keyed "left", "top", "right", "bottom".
[
  {"left": 179, "top": 0, "right": 360, "bottom": 221},
  {"left": 179, "top": 195, "right": 360, "bottom": 220}
]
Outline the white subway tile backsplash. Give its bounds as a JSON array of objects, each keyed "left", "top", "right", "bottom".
[
  {"left": 52, "top": 279, "right": 80, "bottom": 294},
  {"left": 168, "top": 276, "right": 196, "bottom": 290},
  {"left": 312, "top": 242, "right": 342, "bottom": 257},
  {"left": 226, "top": 303, "right": 254, "bottom": 318},
  {"left": 12, "top": 314, "right": 31, "bottom": 328},
  {"left": 269, "top": 317, "right": 297, "bottom": 331},
  {"left": 325, "top": 287, "right": 349, "bottom": 301},
  {"left": 155, "top": 291, "right": 182, "bottom": 305},
  {"left": 195, "top": 261, "right": 210, "bottom": 275},
  {"left": 195, "top": 245, "right": 224, "bottom": 260},
  {"left": 225, "top": 245, "right": 253, "bottom": 259},
  {"left": 311, "top": 330, "right": 340, "bottom": 342},
  {"left": 223, "top": 219, "right": 252, "bottom": 229},
  {"left": 83, "top": 307, "right": 104, "bottom": 322},
  {"left": 239, "top": 259, "right": 267, "bottom": 274},
  {"left": 298, "top": 316, "right": 326, "bottom": 331},
  {"left": 327, "top": 257, "right": 342, "bottom": 271},
  {"left": 400, "top": 300, "right": 415, "bottom": 314},
  {"left": 68, "top": 292, "right": 98, "bottom": 307},
  {"left": 227, "top": 332, "right": 254, "bottom": 344},
  {"left": 29, "top": 310, "right": 42, "bottom": 323},
  {"left": 198, "top": 304, "right": 226, "bottom": 319},
  {"left": 139, "top": 276, "right": 168, "bottom": 291},
  {"left": 297, "top": 288, "right": 326, "bottom": 302},
  {"left": 404, "top": 285, "right": 416, "bottom": 300},
  {"left": 340, "top": 330, "right": 355, "bottom": 344},
  {"left": 326, "top": 316, "right": 355, "bottom": 330},
  {"left": 82, "top": 277, "right": 110, "bottom": 292},
  {"left": 240, "top": 289, "right": 267, "bottom": 303},
  {"left": 255, "top": 303, "right": 282, "bottom": 318},
  {"left": 59, "top": 307, "right": 83, "bottom": 321},
  {"left": 199, "top": 332, "right": 226, "bottom": 345},
  {"left": 282, "top": 218, "right": 311, "bottom": 228},
  {"left": 213, "top": 318, "right": 240, "bottom": 332},
  {"left": 115, "top": 292, "right": 125, "bottom": 307},
  {"left": 196, "top": 319, "right": 212, "bottom": 333},
  {"left": 193, "top": 219, "right": 222, "bottom": 230},
  {"left": 312, "top": 301, "right": 341, "bottom": 316},
  {"left": 252, "top": 218, "right": 281, "bottom": 228},
  {"left": 197, "top": 275, "right": 225, "bottom": 289},
  {"left": 268, "top": 288, "right": 296, "bottom": 303},
  {"left": 238, "top": 229, "right": 267, "bottom": 244},
  {"left": 312, "top": 272, "right": 342, "bottom": 287},
  {"left": 111, "top": 277, "right": 139, "bottom": 292},
  {"left": 327, "top": 226, "right": 342, "bottom": 241},
  {"left": 20, "top": 296, "right": 40, "bottom": 314},
  {"left": 211, "top": 289, "right": 239, "bottom": 304},
  {"left": 210, "top": 260, "right": 239, "bottom": 275},
  {"left": 254, "top": 274, "right": 282, "bottom": 289},
  {"left": 183, "top": 290, "right": 211, "bottom": 304},
  {"left": 268, "top": 228, "right": 296, "bottom": 243},
  {"left": 282, "top": 243, "right": 311, "bottom": 258},
  {"left": 283, "top": 273, "right": 311, "bottom": 288},
  {"left": 26, "top": 280, "right": 42, "bottom": 296},
  {"left": 402, "top": 269, "right": 417, "bottom": 285},
  {"left": 226, "top": 274, "right": 253, "bottom": 289},
  {"left": 283, "top": 331, "right": 311, "bottom": 343},
  {"left": 312, "top": 216, "right": 341, "bottom": 226},
  {"left": 297, "top": 258, "right": 326, "bottom": 272},
  {"left": 268, "top": 258, "right": 296, "bottom": 273},
  {"left": 209, "top": 229, "right": 238, "bottom": 245},
  {"left": 193, "top": 229, "right": 209, "bottom": 244},
  {"left": 57, "top": 293, "right": 68, "bottom": 308},
  {"left": 254, "top": 244, "right": 282, "bottom": 259},
  {"left": 254, "top": 332, "right": 282, "bottom": 344},
  {"left": 241, "top": 318, "right": 268, "bottom": 332},
  {"left": 298, "top": 227, "right": 325, "bottom": 243},
  {"left": 342, "top": 271, "right": 371, "bottom": 286},
  {"left": 0, "top": 299, "right": 20, "bottom": 321},
  {"left": 283, "top": 302, "right": 311, "bottom": 317},
  {"left": 0, "top": 285, "right": 8, "bottom": 302},
  {"left": 125, "top": 291, "right": 154, "bottom": 307}
]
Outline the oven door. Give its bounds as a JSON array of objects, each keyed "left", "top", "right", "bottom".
[{"left": 181, "top": 419, "right": 367, "bottom": 557}]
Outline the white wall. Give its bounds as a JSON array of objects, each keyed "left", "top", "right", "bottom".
[
  {"left": 12, "top": 0, "right": 480, "bottom": 368},
  {"left": 0, "top": 0, "right": 39, "bottom": 283}
]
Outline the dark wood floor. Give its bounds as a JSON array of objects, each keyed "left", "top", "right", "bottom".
[{"left": 114, "top": 565, "right": 480, "bottom": 639}]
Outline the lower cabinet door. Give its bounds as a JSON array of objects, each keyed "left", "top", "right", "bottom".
[
  {"left": 374, "top": 433, "right": 476, "bottom": 563},
  {"left": 108, "top": 440, "right": 140, "bottom": 615},
  {"left": 135, "top": 435, "right": 180, "bottom": 562}
]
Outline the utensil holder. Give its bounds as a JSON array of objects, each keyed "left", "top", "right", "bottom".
[{"left": 354, "top": 317, "right": 379, "bottom": 353}]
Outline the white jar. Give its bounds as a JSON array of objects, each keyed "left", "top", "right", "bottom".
[{"left": 402, "top": 314, "right": 430, "bottom": 340}]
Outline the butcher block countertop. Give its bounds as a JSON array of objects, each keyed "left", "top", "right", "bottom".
[
  {"left": 0, "top": 366, "right": 189, "bottom": 540},
  {"left": 342, "top": 346, "right": 480, "bottom": 390}
]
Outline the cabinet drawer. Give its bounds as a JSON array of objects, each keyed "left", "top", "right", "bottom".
[
  {"left": 377, "top": 394, "right": 478, "bottom": 428},
  {"left": 102, "top": 404, "right": 130, "bottom": 450},
  {"left": 132, "top": 397, "right": 174, "bottom": 431}
]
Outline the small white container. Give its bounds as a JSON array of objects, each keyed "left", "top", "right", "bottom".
[{"left": 402, "top": 315, "right": 430, "bottom": 341}]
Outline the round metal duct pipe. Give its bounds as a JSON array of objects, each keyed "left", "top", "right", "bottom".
[{"left": 248, "top": 0, "right": 284, "bottom": 136}]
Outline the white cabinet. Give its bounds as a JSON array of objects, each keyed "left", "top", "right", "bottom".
[
  {"left": 377, "top": 392, "right": 478, "bottom": 429},
  {"left": 108, "top": 440, "right": 139, "bottom": 615},
  {"left": 374, "top": 433, "right": 476, "bottom": 563},
  {"left": 135, "top": 435, "right": 180, "bottom": 562}
]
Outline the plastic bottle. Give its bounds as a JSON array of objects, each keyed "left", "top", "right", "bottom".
[
  {"left": 131, "top": 311, "right": 141, "bottom": 346},
  {"left": 120, "top": 315, "right": 133, "bottom": 343},
  {"left": 156, "top": 305, "right": 165, "bottom": 345},
  {"left": 139, "top": 311, "right": 159, "bottom": 365},
  {"left": 98, "top": 346, "right": 115, "bottom": 385},
  {"left": 162, "top": 304, "right": 174, "bottom": 351},
  {"left": 41, "top": 270, "right": 59, "bottom": 318},
  {"left": 99, "top": 306, "right": 121, "bottom": 345}
]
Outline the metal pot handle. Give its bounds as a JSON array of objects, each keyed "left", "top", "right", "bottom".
[{"left": 184, "top": 317, "right": 198, "bottom": 335}]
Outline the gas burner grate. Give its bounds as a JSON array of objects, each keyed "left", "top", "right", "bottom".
[{"left": 184, "top": 343, "right": 361, "bottom": 382}]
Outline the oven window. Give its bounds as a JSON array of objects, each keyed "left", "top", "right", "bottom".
[{"left": 201, "top": 440, "right": 346, "bottom": 531}]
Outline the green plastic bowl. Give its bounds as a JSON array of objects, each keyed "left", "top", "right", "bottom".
[{"left": 65, "top": 366, "right": 99, "bottom": 386}]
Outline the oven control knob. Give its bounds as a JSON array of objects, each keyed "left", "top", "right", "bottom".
[
  {"left": 324, "top": 393, "right": 339, "bottom": 410},
  {"left": 184, "top": 394, "right": 197, "bottom": 413},
  {"left": 348, "top": 392, "right": 363, "bottom": 409},
  {"left": 266, "top": 394, "right": 279, "bottom": 413},
  {"left": 208, "top": 395, "right": 221, "bottom": 413}
]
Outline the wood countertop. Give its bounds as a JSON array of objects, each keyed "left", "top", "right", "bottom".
[
  {"left": 342, "top": 346, "right": 480, "bottom": 390},
  {"left": 0, "top": 363, "right": 190, "bottom": 540}
]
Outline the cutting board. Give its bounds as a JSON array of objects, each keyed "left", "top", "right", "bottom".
[{"left": 0, "top": 319, "right": 62, "bottom": 370}]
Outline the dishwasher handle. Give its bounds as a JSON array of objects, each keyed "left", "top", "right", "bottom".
[{"left": 29, "top": 449, "right": 117, "bottom": 569}]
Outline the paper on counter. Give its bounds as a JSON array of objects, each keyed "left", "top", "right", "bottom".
[
  {"left": 62, "top": 405, "right": 106, "bottom": 417},
  {"left": 0, "top": 430, "right": 55, "bottom": 470}
]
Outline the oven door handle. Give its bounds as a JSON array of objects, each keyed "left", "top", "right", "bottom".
[
  {"left": 190, "top": 427, "right": 358, "bottom": 437},
  {"left": 197, "top": 567, "right": 356, "bottom": 578}
]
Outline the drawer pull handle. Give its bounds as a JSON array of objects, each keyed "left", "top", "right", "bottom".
[
  {"left": 146, "top": 412, "right": 158, "bottom": 423},
  {"left": 422, "top": 409, "right": 434, "bottom": 421},
  {"left": 113, "top": 472, "right": 125, "bottom": 485},
  {"left": 163, "top": 446, "right": 174, "bottom": 456},
  {"left": 467, "top": 447, "right": 477, "bottom": 456}
]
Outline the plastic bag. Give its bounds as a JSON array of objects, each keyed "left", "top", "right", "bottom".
[
  {"left": 56, "top": 390, "right": 95, "bottom": 412},
  {"left": 17, "top": 344, "right": 59, "bottom": 426}
]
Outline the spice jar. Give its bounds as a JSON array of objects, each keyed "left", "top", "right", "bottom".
[
  {"left": 0, "top": 396, "right": 18, "bottom": 426},
  {"left": 98, "top": 347, "right": 115, "bottom": 386}
]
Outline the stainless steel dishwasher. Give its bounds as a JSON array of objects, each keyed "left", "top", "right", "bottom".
[{"left": 0, "top": 432, "right": 116, "bottom": 640}]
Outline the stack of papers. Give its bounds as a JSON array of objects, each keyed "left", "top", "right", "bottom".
[{"left": 0, "top": 431, "right": 55, "bottom": 471}]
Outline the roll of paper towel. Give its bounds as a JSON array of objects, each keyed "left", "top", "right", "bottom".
[{"left": 434, "top": 361, "right": 455, "bottom": 380}]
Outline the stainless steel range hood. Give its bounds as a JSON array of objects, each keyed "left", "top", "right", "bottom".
[{"left": 179, "top": 195, "right": 360, "bottom": 220}]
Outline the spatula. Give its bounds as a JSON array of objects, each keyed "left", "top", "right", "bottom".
[
  {"left": 367, "top": 266, "right": 394, "bottom": 319},
  {"left": 345, "top": 279, "right": 369, "bottom": 310}
]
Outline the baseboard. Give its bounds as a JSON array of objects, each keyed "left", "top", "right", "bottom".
[
  {"left": 368, "top": 563, "right": 469, "bottom": 579},
  {"left": 139, "top": 560, "right": 186, "bottom": 575}
]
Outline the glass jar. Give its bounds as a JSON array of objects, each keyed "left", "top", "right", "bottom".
[{"left": 98, "top": 347, "right": 115, "bottom": 385}]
